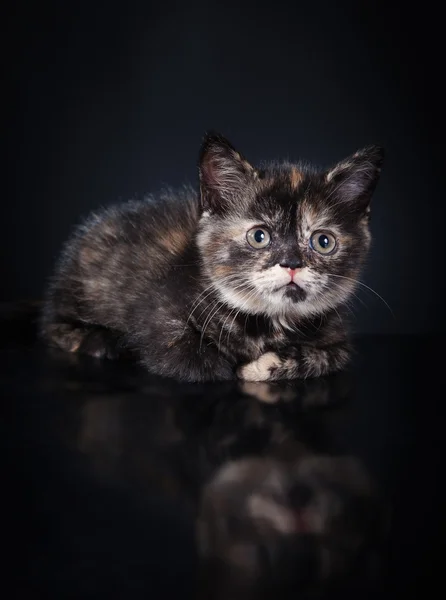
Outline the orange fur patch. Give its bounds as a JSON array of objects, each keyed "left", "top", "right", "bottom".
[
  {"left": 290, "top": 167, "right": 303, "bottom": 190},
  {"left": 215, "top": 265, "right": 233, "bottom": 277},
  {"left": 158, "top": 228, "right": 189, "bottom": 254}
]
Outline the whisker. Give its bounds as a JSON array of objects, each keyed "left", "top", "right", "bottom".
[
  {"left": 184, "top": 274, "right": 244, "bottom": 327},
  {"left": 217, "top": 306, "right": 238, "bottom": 354},
  {"left": 214, "top": 281, "right": 257, "bottom": 353},
  {"left": 184, "top": 285, "right": 217, "bottom": 328},
  {"left": 199, "top": 300, "right": 226, "bottom": 353},
  {"left": 199, "top": 280, "right": 257, "bottom": 352},
  {"left": 244, "top": 312, "right": 250, "bottom": 338},
  {"left": 324, "top": 279, "right": 364, "bottom": 313},
  {"left": 328, "top": 273, "right": 395, "bottom": 317},
  {"left": 226, "top": 288, "right": 259, "bottom": 348},
  {"left": 196, "top": 296, "right": 224, "bottom": 326},
  {"left": 332, "top": 305, "right": 343, "bottom": 324}
]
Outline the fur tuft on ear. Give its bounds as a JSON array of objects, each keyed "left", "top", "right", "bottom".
[
  {"left": 198, "top": 131, "right": 256, "bottom": 213},
  {"left": 325, "top": 145, "right": 384, "bottom": 213}
]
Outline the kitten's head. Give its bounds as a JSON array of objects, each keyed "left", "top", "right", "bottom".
[{"left": 197, "top": 132, "right": 384, "bottom": 321}]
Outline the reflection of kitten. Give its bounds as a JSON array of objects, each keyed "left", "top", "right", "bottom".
[
  {"left": 72, "top": 379, "right": 385, "bottom": 598},
  {"left": 41, "top": 132, "right": 384, "bottom": 382},
  {"left": 197, "top": 455, "right": 382, "bottom": 600}
]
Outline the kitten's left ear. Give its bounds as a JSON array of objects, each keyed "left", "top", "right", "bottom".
[{"left": 325, "top": 145, "right": 384, "bottom": 213}]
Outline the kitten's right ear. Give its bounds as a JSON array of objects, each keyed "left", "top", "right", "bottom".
[{"left": 198, "top": 132, "right": 256, "bottom": 213}]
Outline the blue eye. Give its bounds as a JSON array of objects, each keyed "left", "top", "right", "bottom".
[
  {"left": 310, "top": 231, "right": 337, "bottom": 255},
  {"left": 247, "top": 227, "right": 271, "bottom": 249}
]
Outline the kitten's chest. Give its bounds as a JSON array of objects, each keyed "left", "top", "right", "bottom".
[{"left": 205, "top": 312, "right": 300, "bottom": 361}]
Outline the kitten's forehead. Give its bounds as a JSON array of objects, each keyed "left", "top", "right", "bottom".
[
  {"left": 257, "top": 163, "right": 307, "bottom": 192},
  {"left": 298, "top": 198, "right": 336, "bottom": 236},
  {"left": 248, "top": 191, "right": 297, "bottom": 228},
  {"left": 248, "top": 167, "right": 334, "bottom": 235},
  {"left": 247, "top": 168, "right": 302, "bottom": 224}
]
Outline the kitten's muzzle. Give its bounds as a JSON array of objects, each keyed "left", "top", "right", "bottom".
[
  {"left": 280, "top": 265, "right": 302, "bottom": 282},
  {"left": 280, "top": 256, "right": 303, "bottom": 283}
]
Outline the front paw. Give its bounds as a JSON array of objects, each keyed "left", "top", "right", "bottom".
[{"left": 237, "top": 352, "right": 283, "bottom": 382}]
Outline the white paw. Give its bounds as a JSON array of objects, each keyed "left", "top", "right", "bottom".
[{"left": 238, "top": 352, "right": 282, "bottom": 382}]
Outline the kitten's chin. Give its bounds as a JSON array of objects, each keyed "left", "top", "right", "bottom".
[
  {"left": 282, "top": 282, "right": 307, "bottom": 302},
  {"left": 213, "top": 279, "right": 331, "bottom": 322},
  {"left": 272, "top": 291, "right": 328, "bottom": 320}
]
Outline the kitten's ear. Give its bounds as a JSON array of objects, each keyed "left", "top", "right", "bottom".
[
  {"left": 198, "top": 131, "right": 256, "bottom": 213},
  {"left": 325, "top": 145, "right": 384, "bottom": 213}
]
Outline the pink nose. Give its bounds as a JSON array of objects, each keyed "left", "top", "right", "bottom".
[{"left": 286, "top": 268, "right": 298, "bottom": 280}]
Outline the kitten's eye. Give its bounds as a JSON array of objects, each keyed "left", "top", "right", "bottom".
[
  {"left": 246, "top": 227, "right": 271, "bottom": 249},
  {"left": 310, "top": 231, "right": 337, "bottom": 255}
]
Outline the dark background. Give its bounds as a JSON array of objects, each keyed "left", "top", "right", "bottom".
[
  {"left": 4, "top": 0, "right": 443, "bottom": 334},
  {"left": 2, "top": 4, "right": 445, "bottom": 596}
]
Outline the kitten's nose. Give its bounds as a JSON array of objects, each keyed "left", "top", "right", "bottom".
[{"left": 279, "top": 258, "right": 302, "bottom": 270}]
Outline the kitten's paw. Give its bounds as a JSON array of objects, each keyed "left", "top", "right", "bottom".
[
  {"left": 79, "top": 329, "right": 119, "bottom": 360},
  {"left": 237, "top": 352, "right": 282, "bottom": 382},
  {"left": 45, "top": 323, "right": 120, "bottom": 360}
]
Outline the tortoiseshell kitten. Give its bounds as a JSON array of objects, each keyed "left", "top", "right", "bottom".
[{"left": 41, "top": 132, "right": 384, "bottom": 382}]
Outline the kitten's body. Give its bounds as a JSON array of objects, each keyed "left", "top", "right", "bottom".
[{"left": 41, "top": 133, "right": 383, "bottom": 382}]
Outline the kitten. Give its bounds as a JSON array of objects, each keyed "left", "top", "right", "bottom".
[{"left": 41, "top": 132, "right": 384, "bottom": 382}]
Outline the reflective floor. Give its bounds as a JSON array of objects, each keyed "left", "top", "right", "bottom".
[{"left": 1, "top": 303, "right": 443, "bottom": 598}]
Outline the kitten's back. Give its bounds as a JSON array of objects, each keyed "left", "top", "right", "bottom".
[
  {"left": 41, "top": 186, "right": 200, "bottom": 340},
  {"left": 53, "top": 186, "right": 197, "bottom": 288},
  {"left": 72, "top": 185, "right": 199, "bottom": 279}
]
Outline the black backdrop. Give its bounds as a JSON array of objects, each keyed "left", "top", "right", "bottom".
[{"left": 4, "top": 0, "right": 444, "bottom": 334}]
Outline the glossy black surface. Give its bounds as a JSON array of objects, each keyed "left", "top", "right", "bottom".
[{"left": 1, "top": 304, "right": 443, "bottom": 598}]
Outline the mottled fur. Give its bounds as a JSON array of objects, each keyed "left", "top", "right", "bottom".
[{"left": 41, "top": 132, "right": 384, "bottom": 382}]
